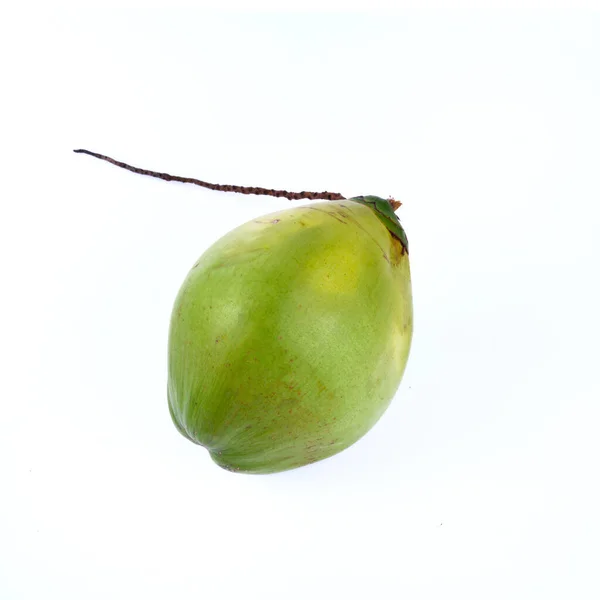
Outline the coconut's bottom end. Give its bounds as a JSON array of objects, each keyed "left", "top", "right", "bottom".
[{"left": 208, "top": 444, "right": 345, "bottom": 475}]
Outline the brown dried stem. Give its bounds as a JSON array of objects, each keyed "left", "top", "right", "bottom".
[{"left": 73, "top": 149, "right": 347, "bottom": 202}]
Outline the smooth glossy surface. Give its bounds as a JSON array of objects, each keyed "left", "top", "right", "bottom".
[{"left": 167, "top": 199, "right": 412, "bottom": 473}]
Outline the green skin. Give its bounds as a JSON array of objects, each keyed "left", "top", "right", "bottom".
[{"left": 168, "top": 198, "right": 413, "bottom": 474}]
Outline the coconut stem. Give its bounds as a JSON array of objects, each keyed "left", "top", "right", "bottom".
[
  {"left": 74, "top": 148, "right": 402, "bottom": 210},
  {"left": 73, "top": 149, "right": 348, "bottom": 202}
]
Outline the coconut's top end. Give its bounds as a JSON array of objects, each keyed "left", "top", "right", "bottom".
[
  {"left": 347, "top": 196, "right": 409, "bottom": 254},
  {"left": 72, "top": 149, "right": 409, "bottom": 252}
]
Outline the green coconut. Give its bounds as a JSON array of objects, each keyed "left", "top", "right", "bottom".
[
  {"left": 73, "top": 149, "right": 413, "bottom": 474},
  {"left": 167, "top": 197, "right": 413, "bottom": 474}
]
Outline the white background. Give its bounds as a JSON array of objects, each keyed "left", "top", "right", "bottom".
[{"left": 2, "top": 7, "right": 600, "bottom": 600}]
